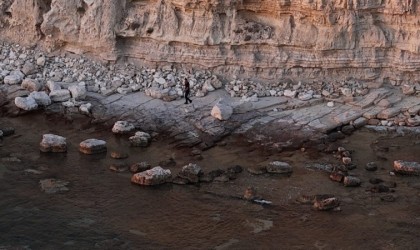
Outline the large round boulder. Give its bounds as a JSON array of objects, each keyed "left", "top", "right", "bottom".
[
  {"left": 40, "top": 134, "right": 67, "bottom": 153},
  {"left": 211, "top": 100, "right": 233, "bottom": 121}
]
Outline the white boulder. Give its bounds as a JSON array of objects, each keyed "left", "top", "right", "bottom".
[
  {"left": 129, "top": 131, "right": 152, "bottom": 147},
  {"left": 112, "top": 121, "right": 135, "bottom": 134},
  {"left": 39, "top": 134, "right": 67, "bottom": 153},
  {"left": 79, "top": 139, "right": 107, "bottom": 154},
  {"left": 131, "top": 166, "right": 172, "bottom": 186},
  {"left": 211, "top": 100, "right": 233, "bottom": 121},
  {"left": 29, "top": 91, "right": 51, "bottom": 106},
  {"left": 14, "top": 96, "right": 38, "bottom": 111},
  {"left": 68, "top": 84, "right": 87, "bottom": 100},
  {"left": 21, "top": 79, "right": 43, "bottom": 92},
  {"left": 49, "top": 89, "right": 71, "bottom": 102}
]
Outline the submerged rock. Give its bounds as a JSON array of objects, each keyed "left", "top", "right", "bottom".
[
  {"left": 131, "top": 166, "right": 172, "bottom": 186},
  {"left": 39, "top": 134, "right": 67, "bottom": 153},
  {"left": 177, "top": 163, "right": 203, "bottom": 184},
  {"left": 393, "top": 160, "right": 420, "bottom": 175},
  {"left": 79, "top": 139, "right": 107, "bottom": 154},
  {"left": 110, "top": 151, "right": 129, "bottom": 159},
  {"left": 129, "top": 162, "right": 151, "bottom": 173},
  {"left": 343, "top": 176, "right": 361, "bottom": 187},
  {"left": 39, "top": 179, "right": 69, "bottom": 194},
  {"left": 313, "top": 195, "right": 340, "bottom": 211},
  {"left": 266, "top": 161, "right": 293, "bottom": 174}
]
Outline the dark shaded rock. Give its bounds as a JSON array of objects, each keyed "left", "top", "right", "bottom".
[
  {"left": 369, "top": 178, "right": 384, "bottom": 184},
  {"left": 158, "top": 157, "right": 176, "bottom": 168},
  {"left": 365, "top": 162, "right": 378, "bottom": 171},
  {"left": 329, "top": 171, "right": 346, "bottom": 182},
  {"left": 213, "top": 174, "right": 230, "bottom": 182},
  {"left": 266, "top": 161, "right": 293, "bottom": 174},
  {"left": 227, "top": 165, "right": 243, "bottom": 174},
  {"left": 39, "top": 179, "right": 69, "bottom": 194},
  {"left": 129, "top": 162, "right": 151, "bottom": 173},
  {"left": 0, "top": 127, "right": 15, "bottom": 136},
  {"left": 346, "top": 164, "right": 357, "bottom": 170},
  {"left": 368, "top": 184, "right": 390, "bottom": 193},
  {"left": 326, "top": 131, "right": 345, "bottom": 142},
  {"left": 247, "top": 165, "right": 267, "bottom": 175},
  {"left": 313, "top": 194, "right": 340, "bottom": 211},
  {"left": 244, "top": 187, "right": 262, "bottom": 200},
  {"left": 177, "top": 163, "right": 203, "bottom": 183},
  {"left": 341, "top": 125, "right": 355, "bottom": 135},
  {"left": 380, "top": 194, "right": 397, "bottom": 202},
  {"left": 110, "top": 151, "right": 129, "bottom": 159},
  {"left": 172, "top": 176, "right": 190, "bottom": 185},
  {"left": 343, "top": 176, "right": 361, "bottom": 187},
  {"left": 109, "top": 163, "right": 129, "bottom": 172},
  {"left": 393, "top": 160, "right": 420, "bottom": 175}
]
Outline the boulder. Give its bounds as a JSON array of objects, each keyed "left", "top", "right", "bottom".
[
  {"left": 68, "top": 84, "right": 87, "bottom": 100},
  {"left": 39, "top": 134, "right": 67, "bottom": 153},
  {"left": 266, "top": 161, "right": 293, "bottom": 174},
  {"left": 14, "top": 96, "right": 38, "bottom": 111},
  {"left": 365, "top": 162, "right": 378, "bottom": 171},
  {"left": 21, "top": 62, "right": 37, "bottom": 75},
  {"left": 313, "top": 195, "right": 340, "bottom": 211},
  {"left": 29, "top": 91, "right": 51, "bottom": 106},
  {"left": 4, "top": 74, "right": 23, "bottom": 85},
  {"left": 112, "top": 121, "right": 135, "bottom": 134},
  {"left": 131, "top": 166, "right": 172, "bottom": 185},
  {"left": 177, "top": 163, "right": 203, "bottom": 183},
  {"left": 393, "top": 160, "right": 420, "bottom": 175},
  {"left": 343, "top": 176, "right": 361, "bottom": 187},
  {"left": 110, "top": 151, "right": 129, "bottom": 159},
  {"left": 21, "top": 79, "right": 43, "bottom": 92},
  {"left": 79, "top": 139, "right": 107, "bottom": 154},
  {"left": 46, "top": 81, "right": 61, "bottom": 91},
  {"left": 36, "top": 56, "right": 46, "bottom": 66},
  {"left": 211, "top": 101, "right": 233, "bottom": 121},
  {"left": 145, "top": 87, "right": 163, "bottom": 99},
  {"left": 79, "top": 103, "right": 92, "bottom": 115},
  {"left": 49, "top": 89, "right": 71, "bottom": 102},
  {"left": 129, "top": 131, "right": 151, "bottom": 147}
]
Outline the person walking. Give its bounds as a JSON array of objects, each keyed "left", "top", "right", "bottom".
[{"left": 183, "top": 78, "right": 192, "bottom": 104}]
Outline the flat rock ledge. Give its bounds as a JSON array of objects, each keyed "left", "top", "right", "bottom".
[
  {"left": 79, "top": 139, "right": 107, "bottom": 154},
  {"left": 39, "top": 134, "right": 67, "bottom": 153},
  {"left": 394, "top": 160, "right": 420, "bottom": 175}
]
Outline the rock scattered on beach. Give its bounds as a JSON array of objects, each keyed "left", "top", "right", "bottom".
[
  {"left": 112, "top": 121, "right": 135, "bottom": 134},
  {"left": 39, "top": 134, "right": 67, "bottom": 153},
  {"left": 79, "top": 139, "right": 107, "bottom": 154},
  {"left": 129, "top": 131, "right": 151, "bottom": 147},
  {"left": 131, "top": 166, "right": 172, "bottom": 186},
  {"left": 393, "top": 160, "right": 420, "bottom": 175}
]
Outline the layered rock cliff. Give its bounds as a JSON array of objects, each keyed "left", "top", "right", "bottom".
[{"left": 2, "top": 0, "right": 420, "bottom": 84}]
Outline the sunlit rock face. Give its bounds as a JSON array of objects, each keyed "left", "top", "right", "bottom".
[{"left": 2, "top": 0, "right": 420, "bottom": 84}]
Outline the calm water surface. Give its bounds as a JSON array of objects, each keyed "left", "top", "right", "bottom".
[{"left": 0, "top": 114, "right": 420, "bottom": 249}]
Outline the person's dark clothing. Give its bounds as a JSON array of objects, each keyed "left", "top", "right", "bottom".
[{"left": 184, "top": 79, "right": 192, "bottom": 104}]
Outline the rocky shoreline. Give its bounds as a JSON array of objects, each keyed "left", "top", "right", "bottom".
[{"left": 1, "top": 41, "right": 420, "bottom": 151}]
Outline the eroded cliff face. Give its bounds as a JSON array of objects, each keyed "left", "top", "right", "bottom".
[{"left": 2, "top": 0, "right": 420, "bottom": 85}]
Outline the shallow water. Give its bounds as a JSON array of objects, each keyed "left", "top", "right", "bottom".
[{"left": 1, "top": 114, "right": 420, "bottom": 249}]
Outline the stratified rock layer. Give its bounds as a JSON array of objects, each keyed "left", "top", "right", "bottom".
[{"left": 2, "top": 1, "right": 420, "bottom": 83}]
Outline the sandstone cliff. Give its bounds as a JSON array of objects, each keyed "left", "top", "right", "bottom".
[{"left": 2, "top": 0, "right": 420, "bottom": 85}]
